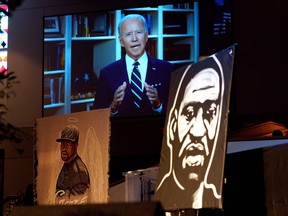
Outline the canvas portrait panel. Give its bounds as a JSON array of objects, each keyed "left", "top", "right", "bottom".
[
  {"left": 154, "top": 45, "right": 236, "bottom": 211},
  {"left": 34, "top": 108, "right": 110, "bottom": 205}
]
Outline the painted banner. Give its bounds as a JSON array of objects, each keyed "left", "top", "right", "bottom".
[
  {"left": 154, "top": 45, "right": 236, "bottom": 211},
  {"left": 34, "top": 108, "right": 110, "bottom": 205}
]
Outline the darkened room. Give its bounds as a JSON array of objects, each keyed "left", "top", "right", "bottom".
[{"left": 1, "top": 0, "right": 288, "bottom": 215}]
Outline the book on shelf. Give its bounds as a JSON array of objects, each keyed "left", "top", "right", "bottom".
[
  {"left": 44, "top": 44, "right": 65, "bottom": 71},
  {"left": 144, "top": 13, "right": 151, "bottom": 35},
  {"left": 73, "top": 13, "right": 115, "bottom": 37},
  {"left": 107, "top": 12, "right": 115, "bottom": 36},
  {"left": 72, "top": 15, "right": 78, "bottom": 37},
  {"left": 44, "top": 76, "right": 64, "bottom": 105},
  {"left": 44, "top": 78, "right": 51, "bottom": 105},
  {"left": 73, "top": 15, "right": 89, "bottom": 37},
  {"left": 56, "top": 45, "right": 65, "bottom": 70}
]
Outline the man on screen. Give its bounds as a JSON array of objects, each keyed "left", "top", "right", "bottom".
[{"left": 92, "top": 14, "right": 174, "bottom": 117}]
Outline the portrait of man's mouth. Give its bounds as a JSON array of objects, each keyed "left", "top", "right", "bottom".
[
  {"left": 186, "top": 143, "right": 204, "bottom": 151},
  {"left": 182, "top": 155, "right": 204, "bottom": 169},
  {"left": 182, "top": 143, "right": 205, "bottom": 169},
  {"left": 131, "top": 44, "right": 140, "bottom": 49},
  {"left": 61, "top": 151, "right": 68, "bottom": 157}
]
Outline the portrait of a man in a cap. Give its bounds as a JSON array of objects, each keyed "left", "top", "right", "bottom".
[{"left": 55, "top": 125, "right": 90, "bottom": 198}]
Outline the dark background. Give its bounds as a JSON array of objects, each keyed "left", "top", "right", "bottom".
[
  {"left": 199, "top": 0, "right": 288, "bottom": 132},
  {"left": 229, "top": 0, "right": 288, "bottom": 121},
  {"left": 4, "top": 0, "right": 287, "bottom": 213},
  {"left": 67, "top": 0, "right": 288, "bottom": 185}
]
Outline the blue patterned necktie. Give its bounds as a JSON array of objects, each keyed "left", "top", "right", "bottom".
[{"left": 131, "top": 61, "right": 142, "bottom": 108}]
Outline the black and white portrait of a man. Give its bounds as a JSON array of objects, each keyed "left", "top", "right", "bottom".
[{"left": 154, "top": 45, "right": 236, "bottom": 211}]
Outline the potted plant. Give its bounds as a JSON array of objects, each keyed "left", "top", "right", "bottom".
[
  {"left": 0, "top": 0, "right": 23, "bottom": 145},
  {"left": 0, "top": 69, "right": 21, "bottom": 144}
]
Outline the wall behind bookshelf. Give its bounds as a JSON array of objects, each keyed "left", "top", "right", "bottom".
[{"left": 43, "top": 3, "right": 199, "bottom": 117}]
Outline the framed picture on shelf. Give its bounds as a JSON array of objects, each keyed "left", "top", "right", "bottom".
[
  {"left": 44, "top": 17, "right": 60, "bottom": 33},
  {"left": 90, "top": 13, "right": 107, "bottom": 36}
]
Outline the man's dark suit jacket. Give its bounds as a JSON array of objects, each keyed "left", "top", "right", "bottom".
[{"left": 92, "top": 55, "right": 174, "bottom": 117}]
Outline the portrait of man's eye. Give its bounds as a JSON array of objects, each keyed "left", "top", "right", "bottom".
[
  {"left": 181, "top": 105, "right": 195, "bottom": 122},
  {"left": 204, "top": 102, "right": 217, "bottom": 123},
  {"left": 124, "top": 32, "right": 131, "bottom": 37}
]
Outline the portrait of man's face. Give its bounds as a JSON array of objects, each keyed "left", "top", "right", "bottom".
[
  {"left": 60, "top": 141, "right": 78, "bottom": 162},
  {"left": 171, "top": 68, "right": 221, "bottom": 190},
  {"left": 35, "top": 109, "right": 111, "bottom": 205},
  {"left": 155, "top": 45, "right": 235, "bottom": 211},
  {"left": 119, "top": 18, "right": 148, "bottom": 60}
]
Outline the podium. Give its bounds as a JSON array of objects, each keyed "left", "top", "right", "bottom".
[{"left": 124, "top": 166, "right": 159, "bottom": 202}]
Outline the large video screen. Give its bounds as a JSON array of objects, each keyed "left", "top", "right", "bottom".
[
  {"left": 42, "top": 1, "right": 234, "bottom": 183},
  {"left": 43, "top": 1, "right": 233, "bottom": 119},
  {"left": 42, "top": 2, "right": 202, "bottom": 119}
]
